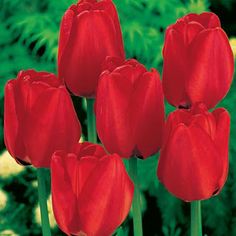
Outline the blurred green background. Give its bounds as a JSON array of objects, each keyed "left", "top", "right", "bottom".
[{"left": 0, "top": 0, "right": 236, "bottom": 235}]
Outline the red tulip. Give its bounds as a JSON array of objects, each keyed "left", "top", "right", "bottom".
[
  {"left": 51, "top": 142, "right": 134, "bottom": 236},
  {"left": 157, "top": 103, "right": 230, "bottom": 201},
  {"left": 4, "top": 70, "right": 81, "bottom": 168},
  {"left": 162, "top": 12, "right": 234, "bottom": 109},
  {"left": 58, "top": 0, "right": 125, "bottom": 97},
  {"left": 96, "top": 57, "right": 165, "bottom": 158}
]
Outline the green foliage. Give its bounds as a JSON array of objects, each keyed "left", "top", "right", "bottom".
[
  {"left": 0, "top": 167, "right": 39, "bottom": 235},
  {"left": 162, "top": 220, "right": 182, "bottom": 236},
  {"left": 1, "top": 0, "right": 236, "bottom": 235}
]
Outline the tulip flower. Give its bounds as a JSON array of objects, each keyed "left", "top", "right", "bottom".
[
  {"left": 157, "top": 103, "right": 230, "bottom": 201},
  {"left": 162, "top": 12, "right": 234, "bottom": 109},
  {"left": 95, "top": 58, "right": 165, "bottom": 158},
  {"left": 58, "top": 0, "right": 125, "bottom": 97},
  {"left": 4, "top": 70, "right": 81, "bottom": 168},
  {"left": 51, "top": 142, "right": 134, "bottom": 236}
]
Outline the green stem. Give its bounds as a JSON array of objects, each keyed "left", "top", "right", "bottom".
[
  {"left": 37, "top": 168, "right": 51, "bottom": 236},
  {"left": 191, "top": 201, "right": 202, "bottom": 236},
  {"left": 86, "top": 98, "right": 97, "bottom": 143},
  {"left": 129, "top": 158, "right": 143, "bottom": 236}
]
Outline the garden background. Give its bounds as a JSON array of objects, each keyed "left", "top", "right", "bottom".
[{"left": 0, "top": 0, "right": 236, "bottom": 235}]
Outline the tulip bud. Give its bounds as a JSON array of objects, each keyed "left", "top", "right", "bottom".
[
  {"left": 4, "top": 70, "right": 81, "bottom": 168},
  {"left": 51, "top": 142, "right": 134, "bottom": 236},
  {"left": 96, "top": 58, "right": 165, "bottom": 158},
  {"left": 157, "top": 103, "right": 230, "bottom": 201},
  {"left": 162, "top": 12, "right": 234, "bottom": 109},
  {"left": 58, "top": 0, "right": 125, "bottom": 97}
]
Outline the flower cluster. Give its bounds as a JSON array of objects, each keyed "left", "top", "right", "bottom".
[
  {"left": 3, "top": 0, "right": 234, "bottom": 235},
  {"left": 158, "top": 12, "right": 233, "bottom": 202}
]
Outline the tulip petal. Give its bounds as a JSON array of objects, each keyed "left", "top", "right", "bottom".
[
  {"left": 162, "top": 29, "right": 190, "bottom": 107},
  {"left": 58, "top": 8, "right": 75, "bottom": 64},
  {"left": 187, "top": 28, "right": 234, "bottom": 108},
  {"left": 4, "top": 80, "right": 29, "bottom": 163},
  {"left": 95, "top": 0, "right": 125, "bottom": 59},
  {"left": 184, "top": 12, "right": 221, "bottom": 28},
  {"left": 102, "top": 56, "right": 124, "bottom": 72},
  {"left": 76, "top": 2, "right": 93, "bottom": 14},
  {"left": 24, "top": 87, "right": 81, "bottom": 167},
  {"left": 131, "top": 69, "right": 164, "bottom": 158},
  {"left": 78, "top": 142, "right": 107, "bottom": 158},
  {"left": 186, "top": 22, "right": 204, "bottom": 44},
  {"left": 190, "top": 112, "right": 216, "bottom": 139},
  {"left": 76, "top": 156, "right": 99, "bottom": 195},
  {"left": 96, "top": 72, "right": 134, "bottom": 157},
  {"left": 78, "top": 154, "right": 134, "bottom": 236},
  {"left": 51, "top": 152, "right": 80, "bottom": 235},
  {"left": 113, "top": 61, "right": 146, "bottom": 85},
  {"left": 158, "top": 124, "right": 222, "bottom": 201},
  {"left": 161, "top": 109, "right": 191, "bottom": 148},
  {"left": 212, "top": 108, "right": 230, "bottom": 189}
]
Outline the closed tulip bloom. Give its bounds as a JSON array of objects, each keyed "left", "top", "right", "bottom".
[
  {"left": 58, "top": 0, "right": 125, "bottom": 97},
  {"left": 157, "top": 103, "right": 230, "bottom": 201},
  {"left": 51, "top": 142, "right": 134, "bottom": 236},
  {"left": 96, "top": 58, "right": 165, "bottom": 158},
  {"left": 163, "top": 12, "right": 234, "bottom": 109},
  {"left": 4, "top": 70, "right": 81, "bottom": 168}
]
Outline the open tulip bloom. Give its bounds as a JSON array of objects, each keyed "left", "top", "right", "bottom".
[
  {"left": 2, "top": 1, "right": 234, "bottom": 235},
  {"left": 158, "top": 103, "right": 230, "bottom": 202},
  {"left": 96, "top": 57, "right": 165, "bottom": 159},
  {"left": 4, "top": 70, "right": 81, "bottom": 168},
  {"left": 162, "top": 12, "right": 234, "bottom": 109},
  {"left": 58, "top": 0, "right": 125, "bottom": 98},
  {"left": 51, "top": 142, "right": 134, "bottom": 236}
]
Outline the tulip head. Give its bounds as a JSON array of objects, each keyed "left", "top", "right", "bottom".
[
  {"left": 157, "top": 103, "right": 230, "bottom": 201},
  {"left": 4, "top": 70, "right": 81, "bottom": 168},
  {"left": 163, "top": 12, "right": 234, "bottom": 109},
  {"left": 96, "top": 57, "right": 165, "bottom": 158},
  {"left": 58, "top": 0, "right": 125, "bottom": 97},
  {"left": 51, "top": 142, "right": 134, "bottom": 236}
]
